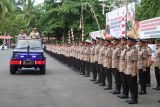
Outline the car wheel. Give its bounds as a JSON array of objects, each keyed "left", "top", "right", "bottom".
[
  {"left": 40, "top": 65, "right": 46, "bottom": 74},
  {"left": 10, "top": 65, "right": 17, "bottom": 74}
]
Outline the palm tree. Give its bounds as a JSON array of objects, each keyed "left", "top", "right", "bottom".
[
  {"left": 0, "top": 0, "right": 14, "bottom": 18},
  {"left": 15, "top": 0, "right": 36, "bottom": 27}
]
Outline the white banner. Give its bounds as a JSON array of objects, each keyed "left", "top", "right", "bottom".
[
  {"left": 138, "top": 17, "right": 160, "bottom": 39},
  {"left": 89, "top": 30, "right": 104, "bottom": 40},
  {"left": 105, "top": 2, "right": 135, "bottom": 38}
]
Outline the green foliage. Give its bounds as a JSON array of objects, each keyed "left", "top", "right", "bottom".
[
  {"left": 0, "top": 0, "right": 14, "bottom": 18},
  {"left": 136, "top": 0, "right": 160, "bottom": 21},
  {"left": 0, "top": 13, "right": 28, "bottom": 36},
  {"left": 35, "top": 0, "right": 111, "bottom": 41}
]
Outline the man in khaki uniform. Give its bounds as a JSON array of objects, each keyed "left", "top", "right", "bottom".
[
  {"left": 84, "top": 41, "right": 91, "bottom": 77},
  {"left": 125, "top": 37, "right": 138, "bottom": 104},
  {"left": 17, "top": 29, "right": 28, "bottom": 39},
  {"left": 145, "top": 40, "right": 152, "bottom": 87},
  {"left": 103, "top": 39, "right": 113, "bottom": 89},
  {"left": 117, "top": 37, "right": 128, "bottom": 98},
  {"left": 90, "top": 39, "right": 96, "bottom": 81},
  {"left": 29, "top": 27, "right": 40, "bottom": 39},
  {"left": 98, "top": 38, "right": 106, "bottom": 86},
  {"left": 111, "top": 37, "right": 121, "bottom": 94},
  {"left": 137, "top": 39, "right": 148, "bottom": 95},
  {"left": 94, "top": 37, "right": 102, "bottom": 83},
  {"left": 153, "top": 39, "right": 160, "bottom": 90},
  {"left": 80, "top": 41, "right": 86, "bottom": 75}
]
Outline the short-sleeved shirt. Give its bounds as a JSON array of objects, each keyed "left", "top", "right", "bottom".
[
  {"left": 85, "top": 46, "right": 91, "bottom": 62},
  {"left": 90, "top": 46, "right": 95, "bottom": 63},
  {"left": 119, "top": 45, "right": 127, "bottom": 72},
  {"left": 147, "top": 46, "right": 152, "bottom": 67},
  {"left": 154, "top": 46, "right": 160, "bottom": 67},
  {"left": 103, "top": 46, "right": 113, "bottom": 68},
  {"left": 18, "top": 33, "right": 27, "bottom": 39},
  {"left": 29, "top": 31, "right": 40, "bottom": 39},
  {"left": 98, "top": 46, "right": 106, "bottom": 64},
  {"left": 94, "top": 45, "right": 101, "bottom": 62},
  {"left": 137, "top": 46, "right": 148, "bottom": 69},
  {"left": 125, "top": 46, "right": 138, "bottom": 75},
  {"left": 112, "top": 45, "right": 121, "bottom": 68}
]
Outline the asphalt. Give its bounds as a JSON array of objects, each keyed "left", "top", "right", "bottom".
[{"left": 0, "top": 49, "right": 159, "bottom": 107}]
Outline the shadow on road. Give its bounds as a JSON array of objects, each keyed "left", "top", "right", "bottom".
[{"left": 15, "top": 69, "right": 44, "bottom": 75}]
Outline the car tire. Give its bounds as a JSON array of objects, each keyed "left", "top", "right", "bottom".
[
  {"left": 40, "top": 65, "right": 46, "bottom": 74},
  {"left": 10, "top": 65, "right": 17, "bottom": 74}
]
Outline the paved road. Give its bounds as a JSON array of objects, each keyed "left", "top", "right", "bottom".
[{"left": 0, "top": 49, "right": 159, "bottom": 107}]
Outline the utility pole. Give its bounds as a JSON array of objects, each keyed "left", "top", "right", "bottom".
[
  {"left": 81, "top": 2, "right": 84, "bottom": 41},
  {"left": 125, "top": 0, "right": 128, "bottom": 38},
  {"left": 99, "top": 0, "right": 106, "bottom": 15}
]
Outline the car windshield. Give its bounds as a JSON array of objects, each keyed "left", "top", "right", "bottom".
[{"left": 16, "top": 39, "right": 42, "bottom": 49}]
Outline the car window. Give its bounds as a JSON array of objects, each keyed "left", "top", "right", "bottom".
[{"left": 16, "top": 40, "right": 42, "bottom": 49}]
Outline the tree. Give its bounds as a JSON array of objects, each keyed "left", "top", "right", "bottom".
[
  {"left": 0, "top": 0, "right": 14, "bottom": 18},
  {"left": 136, "top": 0, "right": 160, "bottom": 21},
  {"left": 35, "top": 0, "right": 112, "bottom": 41}
]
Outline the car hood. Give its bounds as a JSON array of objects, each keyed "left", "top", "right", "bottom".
[{"left": 13, "top": 48, "right": 43, "bottom": 53}]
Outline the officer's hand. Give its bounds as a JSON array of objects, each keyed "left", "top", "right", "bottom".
[
  {"left": 132, "top": 72, "right": 137, "bottom": 77},
  {"left": 143, "top": 68, "right": 146, "bottom": 72}
]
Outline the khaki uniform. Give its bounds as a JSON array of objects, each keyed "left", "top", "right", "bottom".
[
  {"left": 94, "top": 45, "right": 101, "bottom": 62},
  {"left": 80, "top": 46, "right": 86, "bottom": 75},
  {"left": 90, "top": 46, "right": 96, "bottom": 80},
  {"left": 147, "top": 47, "right": 152, "bottom": 67},
  {"left": 84, "top": 46, "right": 91, "bottom": 76},
  {"left": 125, "top": 45, "right": 138, "bottom": 102},
  {"left": 90, "top": 46, "right": 95, "bottom": 63},
  {"left": 29, "top": 31, "right": 40, "bottom": 39},
  {"left": 154, "top": 46, "right": 160, "bottom": 68},
  {"left": 111, "top": 45, "right": 121, "bottom": 92},
  {"left": 146, "top": 46, "right": 152, "bottom": 85},
  {"left": 94, "top": 44, "right": 102, "bottom": 82},
  {"left": 154, "top": 46, "right": 160, "bottom": 88},
  {"left": 85, "top": 46, "right": 91, "bottom": 62},
  {"left": 119, "top": 45, "right": 127, "bottom": 73},
  {"left": 98, "top": 46, "right": 106, "bottom": 65},
  {"left": 137, "top": 47, "right": 148, "bottom": 70},
  {"left": 103, "top": 46, "right": 113, "bottom": 68},
  {"left": 18, "top": 33, "right": 27, "bottom": 39},
  {"left": 112, "top": 45, "right": 121, "bottom": 69},
  {"left": 125, "top": 46, "right": 138, "bottom": 75},
  {"left": 137, "top": 46, "right": 148, "bottom": 93}
]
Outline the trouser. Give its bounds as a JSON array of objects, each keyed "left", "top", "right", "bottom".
[
  {"left": 98, "top": 64, "right": 103, "bottom": 83},
  {"left": 94, "top": 62, "right": 99, "bottom": 80},
  {"left": 80, "top": 60, "right": 85, "bottom": 75},
  {"left": 112, "top": 68, "right": 116, "bottom": 82},
  {"left": 73, "top": 57, "right": 76, "bottom": 69},
  {"left": 76, "top": 59, "right": 80, "bottom": 71},
  {"left": 113, "top": 68, "right": 121, "bottom": 92},
  {"left": 85, "top": 61, "right": 90, "bottom": 76},
  {"left": 127, "top": 75, "right": 138, "bottom": 101},
  {"left": 91, "top": 63, "right": 96, "bottom": 80},
  {"left": 101, "top": 67, "right": 106, "bottom": 85},
  {"left": 139, "top": 69, "right": 147, "bottom": 92},
  {"left": 122, "top": 73, "right": 129, "bottom": 96},
  {"left": 75, "top": 58, "right": 79, "bottom": 71},
  {"left": 106, "top": 68, "right": 112, "bottom": 88},
  {"left": 146, "top": 67, "right": 151, "bottom": 84},
  {"left": 155, "top": 67, "right": 160, "bottom": 87}
]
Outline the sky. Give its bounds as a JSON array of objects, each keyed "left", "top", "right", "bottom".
[{"left": 34, "top": 0, "right": 44, "bottom": 5}]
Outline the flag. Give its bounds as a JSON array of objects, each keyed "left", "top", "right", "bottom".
[
  {"left": 71, "top": 28, "right": 74, "bottom": 42},
  {"left": 68, "top": 30, "right": 71, "bottom": 44},
  {"left": 82, "top": 30, "right": 84, "bottom": 41}
]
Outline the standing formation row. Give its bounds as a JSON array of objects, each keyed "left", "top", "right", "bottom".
[{"left": 45, "top": 36, "right": 160, "bottom": 104}]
